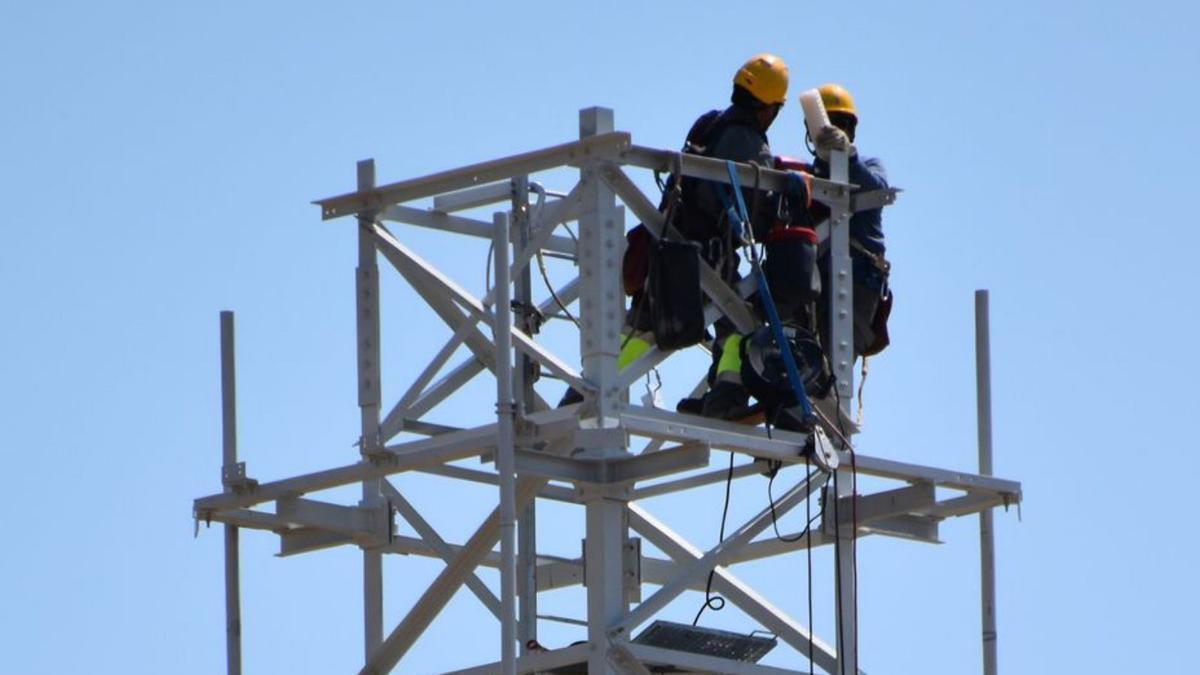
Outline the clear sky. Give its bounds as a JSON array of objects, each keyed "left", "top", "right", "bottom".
[{"left": 2, "top": 1, "right": 1197, "bottom": 673}]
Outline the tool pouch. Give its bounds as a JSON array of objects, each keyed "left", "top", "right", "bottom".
[
  {"left": 648, "top": 239, "right": 706, "bottom": 350},
  {"left": 763, "top": 226, "right": 820, "bottom": 318}
]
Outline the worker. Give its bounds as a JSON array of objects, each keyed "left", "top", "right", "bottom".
[
  {"left": 561, "top": 54, "right": 794, "bottom": 413},
  {"left": 677, "top": 53, "right": 793, "bottom": 421},
  {"left": 806, "top": 83, "right": 893, "bottom": 360}
]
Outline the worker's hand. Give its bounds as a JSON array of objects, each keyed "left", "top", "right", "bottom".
[{"left": 814, "top": 126, "right": 856, "bottom": 161}]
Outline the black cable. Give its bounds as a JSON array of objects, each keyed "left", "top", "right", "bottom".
[
  {"left": 767, "top": 467, "right": 821, "bottom": 543},
  {"left": 692, "top": 450, "right": 735, "bottom": 626}
]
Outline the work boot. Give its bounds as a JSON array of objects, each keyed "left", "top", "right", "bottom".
[
  {"left": 558, "top": 387, "right": 583, "bottom": 407},
  {"left": 676, "top": 397, "right": 704, "bottom": 415},
  {"left": 700, "top": 381, "right": 752, "bottom": 421},
  {"left": 770, "top": 404, "right": 815, "bottom": 433}
]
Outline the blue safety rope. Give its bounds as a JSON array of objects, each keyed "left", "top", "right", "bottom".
[{"left": 722, "top": 161, "right": 817, "bottom": 424}]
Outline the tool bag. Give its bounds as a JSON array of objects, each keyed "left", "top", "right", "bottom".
[
  {"left": 850, "top": 243, "right": 892, "bottom": 357},
  {"left": 647, "top": 238, "right": 706, "bottom": 350},
  {"left": 762, "top": 225, "right": 820, "bottom": 319}
]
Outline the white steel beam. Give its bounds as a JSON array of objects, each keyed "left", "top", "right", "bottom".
[
  {"left": 387, "top": 277, "right": 579, "bottom": 429},
  {"left": 492, "top": 211, "right": 520, "bottom": 674},
  {"left": 578, "top": 107, "right": 631, "bottom": 675},
  {"left": 382, "top": 482, "right": 501, "bottom": 621},
  {"left": 827, "top": 150, "right": 855, "bottom": 408},
  {"left": 371, "top": 222, "right": 590, "bottom": 393},
  {"left": 359, "top": 476, "right": 549, "bottom": 675},
  {"left": 618, "top": 144, "right": 852, "bottom": 207},
  {"left": 382, "top": 205, "right": 574, "bottom": 257},
  {"left": 356, "top": 159, "right": 385, "bottom": 661},
  {"left": 317, "top": 132, "right": 631, "bottom": 219},
  {"left": 621, "top": 405, "right": 813, "bottom": 464},
  {"left": 194, "top": 422, "right": 500, "bottom": 512}
]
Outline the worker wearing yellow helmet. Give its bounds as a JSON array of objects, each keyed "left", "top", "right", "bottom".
[
  {"left": 557, "top": 54, "right": 805, "bottom": 416},
  {"left": 806, "top": 83, "right": 894, "bottom": 362}
]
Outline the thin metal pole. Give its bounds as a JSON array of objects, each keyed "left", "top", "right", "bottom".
[
  {"left": 356, "top": 159, "right": 384, "bottom": 660},
  {"left": 975, "top": 290, "right": 998, "bottom": 675},
  {"left": 511, "top": 175, "right": 539, "bottom": 654},
  {"left": 219, "top": 311, "right": 242, "bottom": 675},
  {"left": 492, "top": 211, "right": 518, "bottom": 675}
]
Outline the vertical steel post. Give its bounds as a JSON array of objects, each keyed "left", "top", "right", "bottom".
[
  {"left": 511, "top": 176, "right": 539, "bottom": 654},
  {"left": 219, "top": 311, "right": 242, "bottom": 675},
  {"left": 578, "top": 107, "right": 628, "bottom": 674},
  {"left": 356, "top": 159, "right": 384, "bottom": 660},
  {"left": 827, "top": 151, "right": 855, "bottom": 412},
  {"left": 492, "top": 211, "right": 519, "bottom": 675},
  {"left": 833, "top": 467, "right": 858, "bottom": 675},
  {"left": 577, "top": 107, "right": 624, "bottom": 427},
  {"left": 975, "top": 290, "right": 999, "bottom": 675},
  {"left": 829, "top": 149, "right": 858, "bottom": 673}
]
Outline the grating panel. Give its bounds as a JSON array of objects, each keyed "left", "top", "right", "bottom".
[{"left": 633, "top": 620, "right": 777, "bottom": 663}]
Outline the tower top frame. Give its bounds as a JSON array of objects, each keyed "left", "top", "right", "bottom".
[{"left": 194, "top": 107, "right": 1021, "bottom": 675}]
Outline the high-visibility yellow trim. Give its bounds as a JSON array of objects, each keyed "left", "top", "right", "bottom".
[
  {"left": 716, "top": 334, "right": 744, "bottom": 376},
  {"left": 617, "top": 335, "right": 652, "bottom": 371}
]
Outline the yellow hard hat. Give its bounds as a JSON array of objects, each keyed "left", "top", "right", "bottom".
[
  {"left": 817, "top": 83, "right": 857, "bottom": 119},
  {"left": 733, "top": 54, "right": 789, "bottom": 106}
]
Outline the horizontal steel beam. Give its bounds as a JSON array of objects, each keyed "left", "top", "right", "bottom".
[
  {"left": 316, "top": 132, "right": 631, "bottom": 219},
  {"left": 381, "top": 205, "right": 577, "bottom": 256},
  {"left": 631, "top": 460, "right": 767, "bottom": 500},
  {"left": 858, "top": 515, "right": 940, "bottom": 543},
  {"left": 618, "top": 144, "right": 853, "bottom": 205},
  {"left": 276, "top": 496, "right": 381, "bottom": 540},
  {"left": 851, "top": 454, "right": 1022, "bottom": 497},
  {"left": 506, "top": 443, "right": 710, "bottom": 484},
  {"left": 195, "top": 420, "right": 516, "bottom": 513},
  {"left": 833, "top": 482, "right": 935, "bottom": 525},
  {"left": 414, "top": 464, "right": 580, "bottom": 503},
  {"left": 432, "top": 181, "right": 514, "bottom": 213},
  {"left": 621, "top": 405, "right": 813, "bottom": 464}
]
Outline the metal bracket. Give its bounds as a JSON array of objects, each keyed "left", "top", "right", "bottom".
[
  {"left": 849, "top": 187, "right": 901, "bottom": 212},
  {"left": 624, "top": 537, "right": 642, "bottom": 604},
  {"left": 221, "top": 462, "right": 258, "bottom": 494},
  {"left": 811, "top": 428, "right": 839, "bottom": 472}
]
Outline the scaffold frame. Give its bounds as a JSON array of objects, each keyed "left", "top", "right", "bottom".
[{"left": 194, "top": 107, "right": 1021, "bottom": 675}]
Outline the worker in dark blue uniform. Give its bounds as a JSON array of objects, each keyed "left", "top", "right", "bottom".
[
  {"left": 808, "top": 83, "right": 893, "bottom": 359},
  {"left": 562, "top": 54, "right": 792, "bottom": 414},
  {"left": 674, "top": 53, "right": 792, "bottom": 421}
]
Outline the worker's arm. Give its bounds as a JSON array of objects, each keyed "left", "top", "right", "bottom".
[{"left": 707, "top": 125, "right": 775, "bottom": 239}]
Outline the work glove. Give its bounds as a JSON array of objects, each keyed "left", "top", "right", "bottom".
[{"left": 814, "top": 125, "right": 856, "bottom": 161}]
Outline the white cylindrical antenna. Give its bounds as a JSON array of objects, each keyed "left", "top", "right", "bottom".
[{"left": 799, "top": 88, "right": 831, "bottom": 135}]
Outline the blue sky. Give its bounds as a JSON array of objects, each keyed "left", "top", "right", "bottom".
[{"left": 2, "top": 1, "right": 1197, "bottom": 673}]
